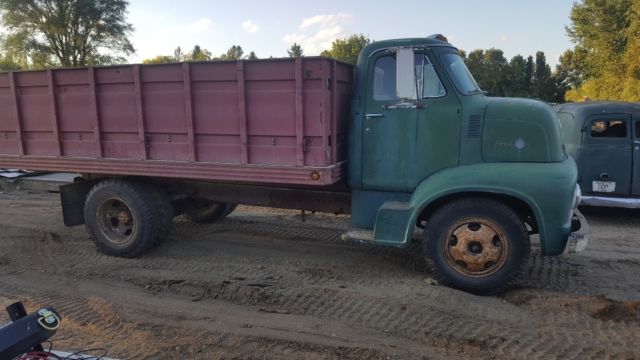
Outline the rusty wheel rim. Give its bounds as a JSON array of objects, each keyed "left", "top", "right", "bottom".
[
  {"left": 443, "top": 217, "right": 510, "bottom": 277},
  {"left": 97, "top": 198, "right": 136, "bottom": 245}
]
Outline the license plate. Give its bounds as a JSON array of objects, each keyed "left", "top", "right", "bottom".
[{"left": 592, "top": 181, "right": 616, "bottom": 193}]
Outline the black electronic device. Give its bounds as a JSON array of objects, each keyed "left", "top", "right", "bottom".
[{"left": 0, "top": 302, "right": 61, "bottom": 359}]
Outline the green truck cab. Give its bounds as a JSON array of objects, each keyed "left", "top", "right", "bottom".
[
  {"left": 346, "top": 35, "right": 586, "bottom": 292},
  {"left": 556, "top": 101, "right": 640, "bottom": 207}
]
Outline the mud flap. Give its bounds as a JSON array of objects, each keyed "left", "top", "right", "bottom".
[
  {"left": 565, "top": 209, "right": 588, "bottom": 254},
  {"left": 59, "top": 179, "right": 99, "bottom": 227}
]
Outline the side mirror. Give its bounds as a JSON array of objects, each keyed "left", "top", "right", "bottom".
[{"left": 396, "top": 49, "right": 416, "bottom": 99}]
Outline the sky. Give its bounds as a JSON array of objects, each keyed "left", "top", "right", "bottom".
[{"left": 127, "top": 0, "right": 576, "bottom": 67}]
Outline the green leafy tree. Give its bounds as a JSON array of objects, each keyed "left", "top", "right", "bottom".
[
  {"left": 143, "top": 45, "right": 214, "bottom": 64},
  {"left": 142, "top": 55, "right": 178, "bottom": 64},
  {"left": 320, "top": 34, "right": 371, "bottom": 64},
  {"left": 219, "top": 45, "right": 244, "bottom": 61},
  {"left": 287, "top": 43, "right": 304, "bottom": 58},
  {"left": 621, "top": 0, "right": 640, "bottom": 101},
  {"left": 247, "top": 51, "right": 258, "bottom": 60},
  {"left": 505, "top": 55, "right": 528, "bottom": 97},
  {"left": 564, "top": 0, "right": 637, "bottom": 101},
  {"left": 482, "top": 49, "right": 508, "bottom": 97},
  {"left": 0, "top": 0, "right": 134, "bottom": 68},
  {"left": 188, "top": 45, "right": 212, "bottom": 61},
  {"left": 532, "top": 51, "right": 555, "bottom": 101}
]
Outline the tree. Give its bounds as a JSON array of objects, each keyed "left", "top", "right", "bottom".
[
  {"left": 564, "top": 0, "right": 637, "bottom": 101},
  {"left": 143, "top": 45, "right": 213, "bottom": 64},
  {"left": 219, "top": 45, "right": 244, "bottom": 61},
  {"left": 247, "top": 51, "right": 258, "bottom": 60},
  {"left": 505, "top": 55, "right": 528, "bottom": 98},
  {"left": 482, "top": 49, "right": 508, "bottom": 97},
  {"left": 0, "top": 53, "right": 21, "bottom": 71},
  {"left": 142, "top": 55, "right": 178, "bottom": 64},
  {"left": 287, "top": 43, "right": 303, "bottom": 58},
  {"left": 532, "top": 51, "right": 555, "bottom": 102},
  {"left": 320, "top": 34, "right": 371, "bottom": 64},
  {"left": 462, "top": 48, "right": 565, "bottom": 101},
  {"left": 0, "top": 0, "right": 134, "bottom": 68},
  {"left": 189, "top": 45, "right": 212, "bottom": 61}
]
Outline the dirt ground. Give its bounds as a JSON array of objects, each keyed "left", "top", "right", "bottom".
[{"left": 0, "top": 185, "right": 639, "bottom": 359}]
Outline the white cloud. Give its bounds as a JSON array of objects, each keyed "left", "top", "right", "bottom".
[
  {"left": 189, "top": 18, "right": 213, "bottom": 33},
  {"left": 283, "top": 13, "right": 351, "bottom": 55},
  {"left": 242, "top": 20, "right": 259, "bottom": 33},
  {"left": 499, "top": 34, "right": 508, "bottom": 42}
]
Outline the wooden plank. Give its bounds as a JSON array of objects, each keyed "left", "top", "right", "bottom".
[
  {"left": 294, "top": 58, "right": 304, "bottom": 166},
  {"left": 133, "top": 65, "right": 148, "bottom": 160},
  {"left": 330, "top": 60, "right": 338, "bottom": 163},
  {"left": 8, "top": 72, "right": 24, "bottom": 155},
  {"left": 46, "top": 70, "right": 62, "bottom": 156},
  {"left": 237, "top": 61, "right": 248, "bottom": 165},
  {"left": 183, "top": 63, "right": 196, "bottom": 162},
  {"left": 88, "top": 68, "right": 103, "bottom": 158}
]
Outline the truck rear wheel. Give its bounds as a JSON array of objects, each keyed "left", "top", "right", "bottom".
[
  {"left": 423, "top": 198, "right": 530, "bottom": 294},
  {"left": 84, "top": 179, "right": 172, "bottom": 257},
  {"left": 182, "top": 198, "right": 237, "bottom": 224}
]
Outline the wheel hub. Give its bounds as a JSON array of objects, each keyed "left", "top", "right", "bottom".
[
  {"left": 444, "top": 218, "right": 509, "bottom": 277},
  {"left": 97, "top": 198, "right": 136, "bottom": 245}
]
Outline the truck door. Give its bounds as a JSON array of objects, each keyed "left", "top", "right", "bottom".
[
  {"left": 361, "top": 50, "right": 461, "bottom": 192},
  {"left": 632, "top": 117, "right": 640, "bottom": 195},
  {"left": 582, "top": 114, "right": 632, "bottom": 196}
]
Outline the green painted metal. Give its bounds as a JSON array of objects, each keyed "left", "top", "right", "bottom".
[
  {"left": 347, "top": 36, "right": 579, "bottom": 255},
  {"left": 360, "top": 49, "right": 462, "bottom": 192},
  {"left": 557, "top": 101, "right": 640, "bottom": 197},
  {"left": 350, "top": 189, "right": 411, "bottom": 228},
  {"left": 372, "top": 158, "right": 578, "bottom": 255},
  {"left": 482, "top": 98, "right": 565, "bottom": 162}
]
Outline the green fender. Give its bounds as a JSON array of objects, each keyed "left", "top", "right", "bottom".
[{"left": 372, "top": 157, "right": 578, "bottom": 255}]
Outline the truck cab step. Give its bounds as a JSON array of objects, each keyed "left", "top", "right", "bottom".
[{"left": 341, "top": 230, "right": 374, "bottom": 243}]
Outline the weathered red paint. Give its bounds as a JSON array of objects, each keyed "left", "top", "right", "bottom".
[{"left": 0, "top": 58, "right": 353, "bottom": 185}]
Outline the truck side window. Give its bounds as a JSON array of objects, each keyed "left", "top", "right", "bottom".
[
  {"left": 591, "top": 120, "right": 627, "bottom": 138},
  {"left": 373, "top": 56, "right": 397, "bottom": 101},
  {"left": 372, "top": 53, "right": 445, "bottom": 101},
  {"left": 416, "top": 55, "right": 446, "bottom": 98}
]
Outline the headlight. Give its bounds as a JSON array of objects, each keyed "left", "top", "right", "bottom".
[{"left": 572, "top": 185, "right": 582, "bottom": 210}]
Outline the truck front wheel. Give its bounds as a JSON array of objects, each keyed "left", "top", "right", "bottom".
[
  {"left": 181, "top": 198, "right": 237, "bottom": 224},
  {"left": 84, "top": 179, "right": 173, "bottom": 257},
  {"left": 423, "top": 198, "right": 530, "bottom": 294}
]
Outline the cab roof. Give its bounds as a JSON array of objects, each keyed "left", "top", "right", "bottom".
[
  {"left": 358, "top": 35, "right": 457, "bottom": 63},
  {"left": 556, "top": 101, "right": 640, "bottom": 120}
]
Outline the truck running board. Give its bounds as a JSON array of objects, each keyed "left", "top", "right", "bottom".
[{"left": 341, "top": 230, "right": 374, "bottom": 243}]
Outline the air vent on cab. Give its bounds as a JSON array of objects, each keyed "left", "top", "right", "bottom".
[{"left": 467, "top": 115, "right": 482, "bottom": 139}]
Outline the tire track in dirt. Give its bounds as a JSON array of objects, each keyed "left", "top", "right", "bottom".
[
  {"left": 1, "top": 193, "right": 640, "bottom": 359},
  {"left": 2, "top": 219, "right": 639, "bottom": 359}
]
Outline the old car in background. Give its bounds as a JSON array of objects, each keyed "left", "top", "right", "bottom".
[{"left": 556, "top": 101, "right": 640, "bottom": 208}]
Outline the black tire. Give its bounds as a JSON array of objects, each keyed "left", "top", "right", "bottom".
[
  {"left": 84, "top": 178, "right": 173, "bottom": 258},
  {"left": 182, "top": 198, "right": 236, "bottom": 224},
  {"left": 423, "top": 198, "right": 530, "bottom": 294}
]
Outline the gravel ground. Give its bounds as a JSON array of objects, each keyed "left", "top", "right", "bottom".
[{"left": 0, "top": 186, "right": 638, "bottom": 359}]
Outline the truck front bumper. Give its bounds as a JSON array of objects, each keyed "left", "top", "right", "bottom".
[{"left": 564, "top": 210, "right": 588, "bottom": 254}]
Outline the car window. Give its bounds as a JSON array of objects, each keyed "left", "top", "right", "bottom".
[
  {"left": 372, "top": 53, "right": 445, "bottom": 101},
  {"left": 591, "top": 120, "right": 627, "bottom": 138}
]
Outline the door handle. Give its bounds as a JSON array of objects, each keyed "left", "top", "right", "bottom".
[{"left": 365, "top": 113, "right": 384, "bottom": 119}]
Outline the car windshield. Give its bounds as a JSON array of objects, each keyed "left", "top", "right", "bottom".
[{"left": 441, "top": 53, "right": 482, "bottom": 95}]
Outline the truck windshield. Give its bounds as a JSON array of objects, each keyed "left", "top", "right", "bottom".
[{"left": 441, "top": 53, "right": 482, "bottom": 95}]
